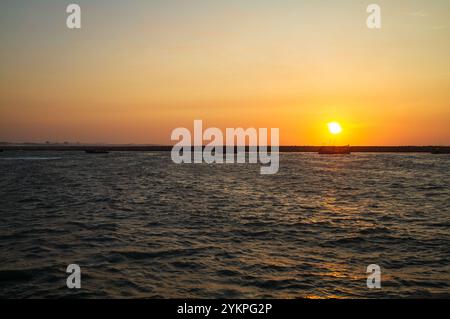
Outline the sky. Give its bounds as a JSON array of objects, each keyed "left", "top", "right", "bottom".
[{"left": 0, "top": 0, "right": 449, "bottom": 145}]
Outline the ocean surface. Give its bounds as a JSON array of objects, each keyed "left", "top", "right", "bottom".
[{"left": 0, "top": 151, "right": 449, "bottom": 298}]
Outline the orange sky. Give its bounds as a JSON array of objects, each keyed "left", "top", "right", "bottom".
[{"left": 0, "top": 0, "right": 449, "bottom": 145}]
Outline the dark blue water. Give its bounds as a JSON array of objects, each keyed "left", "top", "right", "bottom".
[{"left": 0, "top": 151, "right": 449, "bottom": 298}]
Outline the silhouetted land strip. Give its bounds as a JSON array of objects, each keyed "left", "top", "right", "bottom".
[
  {"left": 319, "top": 145, "right": 351, "bottom": 155},
  {"left": 85, "top": 149, "right": 110, "bottom": 154},
  {"left": 1, "top": 145, "right": 450, "bottom": 153}
]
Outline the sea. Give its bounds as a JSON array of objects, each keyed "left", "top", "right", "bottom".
[{"left": 0, "top": 151, "right": 449, "bottom": 298}]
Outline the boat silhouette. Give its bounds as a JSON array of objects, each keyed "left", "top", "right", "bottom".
[
  {"left": 85, "top": 150, "right": 110, "bottom": 154},
  {"left": 318, "top": 145, "right": 351, "bottom": 155}
]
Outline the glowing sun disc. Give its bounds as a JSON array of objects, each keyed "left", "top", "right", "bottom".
[{"left": 328, "top": 122, "right": 342, "bottom": 135}]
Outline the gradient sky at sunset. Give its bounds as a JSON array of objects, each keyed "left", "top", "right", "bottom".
[{"left": 1, "top": 0, "right": 449, "bottom": 145}]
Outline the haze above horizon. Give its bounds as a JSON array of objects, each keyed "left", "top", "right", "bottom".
[{"left": 0, "top": 0, "right": 449, "bottom": 145}]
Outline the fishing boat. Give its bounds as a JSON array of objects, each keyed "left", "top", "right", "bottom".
[
  {"left": 85, "top": 150, "right": 110, "bottom": 154},
  {"left": 318, "top": 145, "right": 351, "bottom": 155}
]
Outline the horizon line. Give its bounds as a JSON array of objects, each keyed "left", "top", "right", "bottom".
[{"left": 1, "top": 144, "right": 450, "bottom": 148}]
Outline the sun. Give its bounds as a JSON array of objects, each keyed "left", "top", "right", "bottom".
[{"left": 327, "top": 122, "right": 342, "bottom": 135}]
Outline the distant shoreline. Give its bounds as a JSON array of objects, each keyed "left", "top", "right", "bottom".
[{"left": 1, "top": 145, "right": 450, "bottom": 153}]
